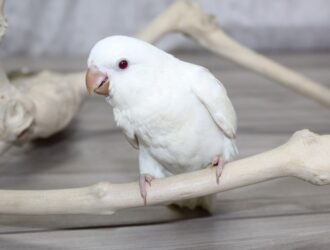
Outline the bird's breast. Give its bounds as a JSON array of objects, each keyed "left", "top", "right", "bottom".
[{"left": 114, "top": 92, "right": 226, "bottom": 174}]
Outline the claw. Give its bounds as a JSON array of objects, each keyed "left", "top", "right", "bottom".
[
  {"left": 145, "top": 175, "right": 155, "bottom": 186},
  {"left": 212, "top": 155, "right": 224, "bottom": 184},
  {"left": 212, "top": 156, "right": 219, "bottom": 166},
  {"left": 139, "top": 174, "right": 155, "bottom": 205}
]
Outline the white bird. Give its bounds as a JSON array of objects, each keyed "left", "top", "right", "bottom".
[{"left": 85, "top": 35, "right": 238, "bottom": 212}]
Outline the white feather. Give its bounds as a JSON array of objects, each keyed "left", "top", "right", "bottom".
[{"left": 89, "top": 36, "right": 238, "bottom": 212}]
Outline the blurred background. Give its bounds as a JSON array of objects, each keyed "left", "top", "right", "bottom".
[{"left": 1, "top": 0, "right": 330, "bottom": 58}]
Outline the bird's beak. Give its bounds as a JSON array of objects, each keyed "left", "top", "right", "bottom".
[{"left": 85, "top": 66, "right": 110, "bottom": 96}]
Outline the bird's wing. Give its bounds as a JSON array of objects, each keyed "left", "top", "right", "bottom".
[
  {"left": 190, "top": 67, "right": 237, "bottom": 139},
  {"left": 124, "top": 133, "right": 139, "bottom": 149}
]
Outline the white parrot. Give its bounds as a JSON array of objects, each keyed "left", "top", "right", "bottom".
[{"left": 85, "top": 36, "right": 238, "bottom": 212}]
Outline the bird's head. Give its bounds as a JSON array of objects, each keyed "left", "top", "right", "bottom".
[{"left": 86, "top": 36, "right": 173, "bottom": 108}]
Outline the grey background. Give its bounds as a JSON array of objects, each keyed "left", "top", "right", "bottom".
[{"left": 1, "top": 0, "right": 330, "bottom": 57}]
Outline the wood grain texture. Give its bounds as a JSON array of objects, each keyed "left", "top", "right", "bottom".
[{"left": 0, "top": 52, "right": 329, "bottom": 249}]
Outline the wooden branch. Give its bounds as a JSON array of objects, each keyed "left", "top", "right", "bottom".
[
  {"left": 0, "top": 0, "right": 86, "bottom": 155},
  {"left": 0, "top": 0, "right": 7, "bottom": 42},
  {"left": 0, "top": 130, "right": 328, "bottom": 215},
  {"left": 0, "top": 0, "right": 13, "bottom": 154},
  {"left": 0, "top": 71, "right": 86, "bottom": 155},
  {"left": 137, "top": 0, "right": 330, "bottom": 108}
]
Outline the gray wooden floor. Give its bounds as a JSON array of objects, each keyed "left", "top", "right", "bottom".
[{"left": 0, "top": 51, "right": 330, "bottom": 249}]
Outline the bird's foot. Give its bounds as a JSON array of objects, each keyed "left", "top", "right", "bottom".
[
  {"left": 139, "top": 174, "right": 155, "bottom": 205},
  {"left": 212, "top": 155, "right": 224, "bottom": 184}
]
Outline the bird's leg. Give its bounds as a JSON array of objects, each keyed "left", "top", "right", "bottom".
[
  {"left": 212, "top": 155, "right": 224, "bottom": 184},
  {"left": 139, "top": 174, "right": 155, "bottom": 205}
]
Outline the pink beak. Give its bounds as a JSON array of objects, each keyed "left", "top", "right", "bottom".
[{"left": 85, "top": 66, "right": 110, "bottom": 96}]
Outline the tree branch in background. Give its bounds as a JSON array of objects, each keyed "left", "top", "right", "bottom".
[
  {"left": 0, "top": 71, "right": 86, "bottom": 155},
  {"left": 0, "top": 0, "right": 86, "bottom": 155},
  {"left": 138, "top": 0, "right": 330, "bottom": 108},
  {"left": 0, "top": 0, "right": 7, "bottom": 42}
]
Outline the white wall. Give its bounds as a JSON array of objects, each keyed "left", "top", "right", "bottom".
[{"left": 1, "top": 0, "right": 330, "bottom": 57}]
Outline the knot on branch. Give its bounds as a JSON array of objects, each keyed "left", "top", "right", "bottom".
[
  {"left": 91, "top": 182, "right": 114, "bottom": 199},
  {"left": 89, "top": 182, "right": 117, "bottom": 214},
  {"left": 174, "top": 0, "right": 219, "bottom": 35},
  {"left": 287, "top": 130, "right": 330, "bottom": 185},
  {"left": 291, "top": 129, "right": 319, "bottom": 145}
]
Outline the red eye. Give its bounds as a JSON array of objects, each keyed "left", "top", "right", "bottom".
[{"left": 118, "top": 59, "right": 128, "bottom": 69}]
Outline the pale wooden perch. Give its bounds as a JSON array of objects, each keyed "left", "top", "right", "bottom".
[
  {"left": 0, "top": 130, "right": 328, "bottom": 215},
  {"left": 138, "top": 0, "right": 330, "bottom": 108}
]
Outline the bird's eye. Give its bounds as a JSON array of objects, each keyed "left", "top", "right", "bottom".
[{"left": 118, "top": 59, "right": 128, "bottom": 70}]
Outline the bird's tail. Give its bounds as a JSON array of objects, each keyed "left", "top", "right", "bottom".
[{"left": 172, "top": 194, "right": 216, "bottom": 214}]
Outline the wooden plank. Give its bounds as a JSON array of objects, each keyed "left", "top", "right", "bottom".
[
  {"left": 3, "top": 52, "right": 330, "bottom": 73},
  {"left": 0, "top": 133, "right": 290, "bottom": 178},
  {"left": 0, "top": 53, "right": 329, "bottom": 248},
  {"left": 1, "top": 213, "right": 330, "bottom": 250}
]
